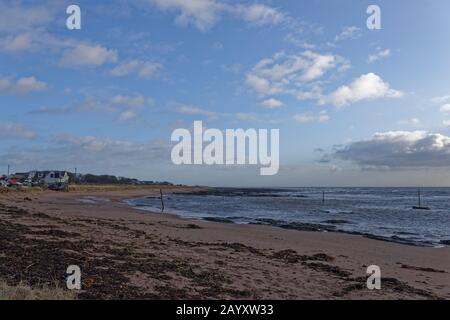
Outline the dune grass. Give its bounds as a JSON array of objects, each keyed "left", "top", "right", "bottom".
[{"left": 0, "top": 281, "right": 77, "bottom": 300}]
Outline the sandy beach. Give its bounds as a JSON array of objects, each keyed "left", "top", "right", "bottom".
[{"left": 0, "top": 186, "right": 449, "bottom": 300}]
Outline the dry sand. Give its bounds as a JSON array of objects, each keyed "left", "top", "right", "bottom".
[{"left": 0, "top": 186, "right": 449, "bottom": 300}]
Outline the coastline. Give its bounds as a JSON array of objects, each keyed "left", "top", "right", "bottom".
[
  {"left": 129, "top": 199, "right": 446, "bottom": 248},
  {"left": 127, "top": 188, "right": 450, "bottom": 248},
  {"left": 0, "top": 186, "right": 449, "bottom": 300}
]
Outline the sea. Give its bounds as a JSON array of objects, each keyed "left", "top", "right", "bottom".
[{"left": 126, "top": 187, "right": 450, "bottom": 247}]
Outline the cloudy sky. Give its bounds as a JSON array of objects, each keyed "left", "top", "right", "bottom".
[{"left": 1, "top": 0, "right": 450, "bottom": 187}]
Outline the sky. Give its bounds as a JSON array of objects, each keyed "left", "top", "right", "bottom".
[{"left": 1, "top": 0, "right": 450, "bottom": 187}]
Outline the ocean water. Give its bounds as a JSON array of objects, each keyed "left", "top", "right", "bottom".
[{"left": 127, "top": 187, "right": 450, "bottom": 247}]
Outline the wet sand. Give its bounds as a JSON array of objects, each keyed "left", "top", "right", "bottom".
[{"left": 0, "top": 186, "right": 449, "bottom": 300}]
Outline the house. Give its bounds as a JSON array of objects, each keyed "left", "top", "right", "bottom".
[
  {"left": 12, "top": 173, "right": 28, "bottom": 180},
  {"left": 27, "top": 171, "right": 70, "bottom": 185}
]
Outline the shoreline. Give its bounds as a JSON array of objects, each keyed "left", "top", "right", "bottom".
[
  {"left": 125, "top": 192, "right": 449, "bottom": 249},
  {"left": 129, "top": 201, "right": 446, "bottom": 249},
  {"left": 0, "top": 187, "right": 449, "bottom": 300}
]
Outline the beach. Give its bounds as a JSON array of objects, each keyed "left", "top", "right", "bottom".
[{"left": 0, "top": 186, "right": 449, "bottom": 300}]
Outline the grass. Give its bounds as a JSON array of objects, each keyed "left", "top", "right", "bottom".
[
  {"left": 67, "top": 184, "right": 188, "bottom": 192},
  {"left": 0, "top": 184, "right": 186, "bottom": 194},
  {"left": 0, "top": 281, "right": 77, "bottom": 300}
]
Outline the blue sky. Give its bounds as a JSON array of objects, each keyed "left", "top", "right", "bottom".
[{"left": 1, "top": 0, "right": 450, "bottom": 187}]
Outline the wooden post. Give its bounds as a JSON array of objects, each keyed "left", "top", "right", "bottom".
[
  {"left": 322, "top": 191, "right": 325, "bottom": 204},
  {"left": 413, "top": 188, "right": 430, "bottom": 210},
  {"left": 160, "top": 189, "right": 165, "bottom": 213},
  {"left": 418, "top": 188, "right": 421, "bottom": 208}
]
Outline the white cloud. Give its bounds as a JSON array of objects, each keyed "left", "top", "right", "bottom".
[
  {"left": 440, "top": 104, "right": 450, "bottom": 113},
  {"left": 431, "top": 95, "right": 450, "bottom": 105},
  {"left": 111, "top": 60, "right": 163, "bottom": 79},
  {"left": 334, "top": 26, "right": 362, "bottom": 42},
  {"left": 119, "top": 110, "right": 137, "bottom": 121},
  {"left": 0, "top": 7, "right": 124, "bottom": 73},
  {"left": 318, "top": 110, "right": 330, "bottom": 123},
  {"left": 0, "top": 2, "right": 54, "bottom": 32},
  {"left": 175, "top": 105, "right": 219, "bottom": 119},
  {"left": 398, "top": 118, "right": 420, "bottom": 126},
  {"left": 111, "top": 61, "right": 140, "bottom": 76},
  {"left": 1, "top": 33, "right": 33, "bottom": 51},
  {"left": 32, "top": 99, "right": 115, "bottom": 115},
  {"left": 301, "top": 51, "right": 337, "bottom": 81},
  {"left": 294, "top": 111, "right": 329, "bottom": 124},
  {"left": 332, "top": 131, "right": 450, "bottom": 169},
  {"left": 321, "top": 73, "right": 404, "bottom": 107},
  {"left": 0, "top": 76, "right": 47, "bottom": 95},
  {"left": 261, "top": 98, "right": 283, "bottom": 109},
  {"left": 246, "top": 51, "right": 346, "bottom": 97},
  {"left": 111, "top": 95, "right": 146, "bottom": 108},
  {"left": 233, "top": 113, "right": 256, "bottom": 121},
  {"left": 0, "top": 122, "right": 35, "bottom": 140},
  {"left": 0, "top": 134, "right": 169, "bottom": 169},
  {"left": 294, "top": 113, "right": 315, "bottom": 124},
  {"left": 146, "top": 0, "right": 285, "bottom": 31},
  {"left": 60, "top": 44, "right": 118, "bottom": 67},
  {"left": 173, "top": 104, "right": 276, "bottom": 123},
  {"left": 0, "top": 29, "right": 66, "bottom": 54},
  {"left": 245, "top": 74, "right": 282, "bottom": 96},
  {"left": 113, "top": 96, "right": 149, "bottom": 121},
  {"left": 31, "top": 94, "right": 153, "bottom": 117},
  {"left": 147, "top": 0, "right": 223, "bottom": 31},
  {"left": 233, "top": 4, "right": 284, "bottom": 26},
  {"left": 443, "top": 120, "right": 450, "bottom": 127},
  {"left": 59, "top": 135, "right": 126, "bottom": 152},
  {"left": 0, "top": 28, "right": 121, "bottom": 74},
  {"left": 368, "top": 48, "right": 391, "bottom": 63},
  {"left": 284, "top": 33, "right": 316, "bottom": 49}
]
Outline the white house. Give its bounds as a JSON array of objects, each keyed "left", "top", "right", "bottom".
[
  {"left": 44, "top": 171, "right": 69, "bottom": 184},
  {"left": 27, "top": 171, "right": 70, "bottom": 185}
]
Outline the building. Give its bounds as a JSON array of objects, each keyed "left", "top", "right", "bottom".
[{"left": 26, "top": 171, "right": 70, "bottom": 185}]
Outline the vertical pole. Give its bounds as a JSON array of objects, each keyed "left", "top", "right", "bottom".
[
  {"left": 322, "top": 191, "right": 325, "bottom": 204},
  {"left": 160, "top": 189, "right": 165, "bottom": 213},
  {"left": 7, "top": 164, "right": 10, "bottom": 176},
  {"left": 418, "top": 189, "right": 421, "bottom": 208}
]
